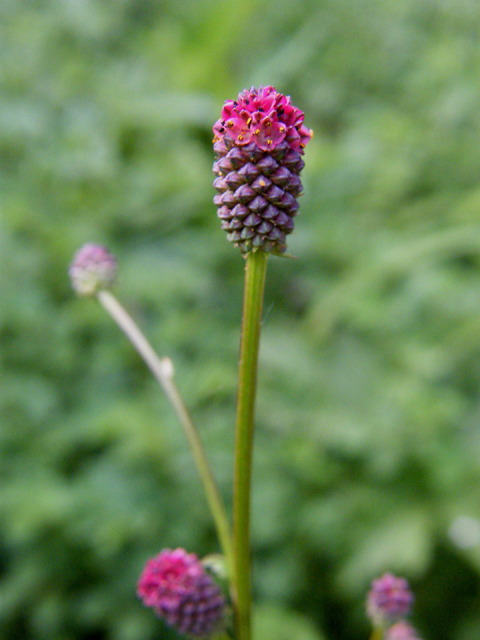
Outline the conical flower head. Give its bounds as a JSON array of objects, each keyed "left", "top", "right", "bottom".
[
  {"left": 137, "top": 548, "right": 225, "bottom": 637},
  {"left": 367, "top": 573, "right": 414, "bottom": 625},
  {"left": 69, "top": 243, "right": 117, "bottom": 296},
  {"left": 213, "top": 85, "right": 312, "bottom": 255}
]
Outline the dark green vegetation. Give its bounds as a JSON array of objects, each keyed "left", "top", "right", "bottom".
[{"left": 2, "top": 1, "right": 480, "bottom": 638}]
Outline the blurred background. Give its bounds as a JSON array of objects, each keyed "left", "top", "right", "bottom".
[{"left": 2, "top": 0, "right": 480, "bottom": 638}]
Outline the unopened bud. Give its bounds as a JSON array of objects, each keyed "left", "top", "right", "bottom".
[
  {"left": 69, "top": 243, "right": 117, "bottom": 296},
  {"left": 367, "top": 573, "right": 414, "bottom": 625}
]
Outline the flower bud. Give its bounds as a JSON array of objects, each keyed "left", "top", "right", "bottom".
[
  {"left": 137, "top": 548, "right": 225, "bottom": 637},
  {"left": 367, "top": 573, "right": 414, "bottom": 625},
  {"left": 69, "top": 243, "right": 117, "bottom": 296}
]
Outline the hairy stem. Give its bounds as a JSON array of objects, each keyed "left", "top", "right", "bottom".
[
  {"left": 97, "top": 289, "right": 234, "bottom": 574},
  {"left": 232, "top": 251, "right": 268, "bottom": 640}
]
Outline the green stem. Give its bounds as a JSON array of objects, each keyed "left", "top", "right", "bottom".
[
  {"left": 370, "top": 628, "right": 384, "bottom": 640},
  {"left": 96, "top": 289, "right": 234, "bottom": 575},
  {"left": 232, "top": 251, "right": 268, "bottom": 640}
]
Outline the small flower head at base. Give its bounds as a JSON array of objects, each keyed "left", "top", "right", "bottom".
[
  {"left": 137, "top": 548, "right": 225, "bottom": 637},
  {"left": 213, "top": 85, "right": 312, "bottom": 255},
  {"left": 69, "top": 243, "right": 117, "bottom": 296},
  {"left": 367, "top": 573, "right": 414, "bottom": 626},
  {"left": 386, "top": 621, "right": 422, "bottom": 640}
]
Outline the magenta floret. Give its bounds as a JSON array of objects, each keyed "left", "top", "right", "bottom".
[
  {"left": 213, "top": 85, "right": 312, "bottom": 152},
  {"left": 366, "top": 573, "right": 414, "bottom": 625},
  {"left": 137, "top": 548, "right": 225, "bottom": 637}
]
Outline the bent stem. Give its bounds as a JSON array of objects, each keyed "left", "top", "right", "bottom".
[
  {"left": 96, "top": 289, "right": 234, "bottom": 575},
  {"left": 232, "top": 251, "right": 268, "bottom": 640}
]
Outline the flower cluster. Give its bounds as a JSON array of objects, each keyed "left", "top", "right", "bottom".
[
  {"left": 213, "top": 86, "right": 312, "bottom": 255},
  {"left": 69, "top": 243, "right": 117, "bottom": 296},
  {"left": 367, "top": 572, "right": 413, "bottom": 624},
  {"left": 213, "top": 85, "right": 311, "bottom": 153},
  {"left": 137, "top": 548, "right": 225, "bottom": 637},
  {"left": 367, "top": 573, "right": 422, "bottom": 640}
]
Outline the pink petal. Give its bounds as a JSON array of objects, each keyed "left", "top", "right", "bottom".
[
  {"left": 298, "top": 124, "right": 313, "bottom": 147},
  {"left": 223, "top": 114, "right": 252, "bottom": 145},
  {"left": 252, "top": 120, "right": 287, "bottom": 151},
  {"left": 221, "top": 100, "right": 235, "bottom": 120},
  {"left": 286, "top": 127, "right": 301, "bottom": 150}
]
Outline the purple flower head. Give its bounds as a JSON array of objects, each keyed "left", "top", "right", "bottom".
[
  {"left": 213, "top": 85, "right": 312, "bottom": 153},
  {"left": 367, "top": 573, "right": 414, "bottom": 625},
  {"left": 386, "top": 621, "right": 422, "bottom": 640},
  {"left": 137, "top": 548, "right": 225, "bottom": 637},
  {"left": 213, "top": 87, "right": 312, "bottom": 254},
  {"left": 69, "top": 243, "right": 117, "bottom": 296}
]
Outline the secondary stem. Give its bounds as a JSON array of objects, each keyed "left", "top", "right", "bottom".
[
  {"left": 232, "top": 251, "right": 268, "bottom": 640},
  {"left": 96, "top": 289, "right": 234, "bottom": 575}
]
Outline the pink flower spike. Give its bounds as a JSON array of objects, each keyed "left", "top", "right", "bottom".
[
  {"left": 212, "top": 85, "right": 311, "bottom": 254},
  {"left": 137, "top": 548, "right": 225, "bottom": 637},
  {"left": 367, "top": 573, "right": 414, "bottom": 625}
]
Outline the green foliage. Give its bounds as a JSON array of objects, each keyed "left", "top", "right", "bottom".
[
  {"left": 254, "top": 604, "right": 326, "bottom": 640},
  {"left": 2, "top": 0, "right": 480, "bottom": 638}
]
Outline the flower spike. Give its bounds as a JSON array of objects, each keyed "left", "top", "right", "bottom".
[
  {"left": 69, "top": 243, "right": 117, "bottom": 296},
  {"left": 137, "top": 548, "right": 225, "bottom": 637},
  {"left": 367, "top": 573, "right": 414, "bottom": 626},
  {"left": 213, "top": 86, "right": 312, "bottom": 255}
]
